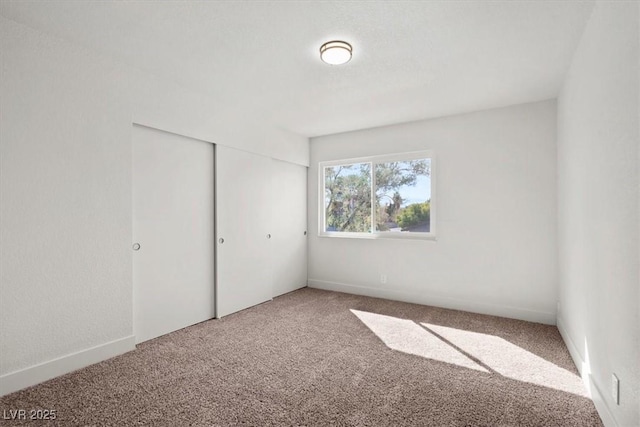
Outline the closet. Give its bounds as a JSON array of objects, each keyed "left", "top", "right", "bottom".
[
  {"left": 216, "top": 145, "right": 307, "bottom": 317},
  {"left": 133, "top": 128, "right": 307, "bottom": 343},
  {"left": 132, "top": 125, "right": 215, "bottom": 343}
]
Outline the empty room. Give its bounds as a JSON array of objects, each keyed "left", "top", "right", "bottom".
[{"left": 0, "top": 1, "right": 638, "bottom": 426}]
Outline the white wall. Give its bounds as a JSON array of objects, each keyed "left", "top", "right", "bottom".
[
  {"left": 0, "top": 16, "right": 133, "bottom": 390},
  {"left": 127, "top": 69, "right": 309, "bottom": 167},
  {"left": 556, "top": 2, "right": 639, "bottom": 426},
  {"left": 0, "top": 16, "right": 307, "bottom": 395},
  {"left": 308, "top": 100, "right": 558, "bottom": 324}
]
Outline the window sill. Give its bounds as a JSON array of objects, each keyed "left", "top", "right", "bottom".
[{"left": 318, "top": 232, "right": 437, "bottom": 241}]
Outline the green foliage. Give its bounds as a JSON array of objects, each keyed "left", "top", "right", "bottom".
[
  {"left": 375, "top": 160, "right": 429, "bottom": 230},
  {"left": 385, "top": 191, "right": 403, "bottom": 220},
  {"left": 324, "top": 164, "right": 371, "bottom": 232},
  {"left": 397, "top": 202, "right": 431, "bottom": 230},
  {"left": 375, "top": 160, "right": 429, "bottom": 195},
  {"left": 324, "top": 159, "right": 431, "bottom": 233}
]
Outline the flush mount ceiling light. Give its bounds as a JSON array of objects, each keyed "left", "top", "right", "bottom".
[{"left": 320, "top": 40, "right": 352, "bottom": 65}]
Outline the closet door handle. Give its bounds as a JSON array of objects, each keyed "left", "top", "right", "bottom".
[
  {"left": 218, "top": 238, "right": 224, "bottom": 244},
  {"left": 267, "top": 234, "right": 271, "bottom": 239}
]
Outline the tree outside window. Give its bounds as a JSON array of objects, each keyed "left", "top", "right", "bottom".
[{"left": 321, "top": 153, "right": 434, "bottom": 238}]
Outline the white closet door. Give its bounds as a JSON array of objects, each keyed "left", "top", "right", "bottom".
[
  {"left": 132, "top": 125, "right": 215, "bottom": 344},
  {"left": 216, "top": 145, "right": 273, "bottom": 317},
  {"left": 271, "top": 159, "right": 308, "bottom": 297}
]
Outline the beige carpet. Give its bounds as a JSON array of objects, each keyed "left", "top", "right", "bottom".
[{"left": 0, "top": 288, "right": 602, "bottom": 426}]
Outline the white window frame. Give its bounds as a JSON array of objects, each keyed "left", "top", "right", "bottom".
[{"left": 318, "top": 150, "right": 436, "bottom": 240}]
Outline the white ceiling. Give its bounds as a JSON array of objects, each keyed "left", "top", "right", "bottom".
[{"left": 0, "top": 1, "right": 595, "bottom": 138}]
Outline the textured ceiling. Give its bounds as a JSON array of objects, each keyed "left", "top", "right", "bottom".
[{"left": 0, "top": 1, "right": 595, "bottom": 137}]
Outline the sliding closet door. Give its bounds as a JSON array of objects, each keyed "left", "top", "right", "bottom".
[
  {"left": 271, "top": 159, "right": 308, "bottom": 297},
  {"left": 216, "top": 145, "right": 273, "bottom": 317},
  {"left": 132, "top": 125, "right": 215, "bottom": 344}
]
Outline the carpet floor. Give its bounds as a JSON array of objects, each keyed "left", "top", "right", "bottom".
[{"left": 1, "top": 288, "right": 602, "bottom": 426}]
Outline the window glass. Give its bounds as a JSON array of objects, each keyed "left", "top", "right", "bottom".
[
  {"left": 375, "top": 159, "right": 431, "bottom": 233},
  {"left": 324, "top": 162, "right": 372, "bottom": 232},
  {"left": 320, "top": 152, "right": 434, "bottom": 239}
]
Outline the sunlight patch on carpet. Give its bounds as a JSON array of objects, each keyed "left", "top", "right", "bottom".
[
  {"left": 421, "top": 322, "right": 588, "bottom": 397},
  {"left": 351, "top": 309, "right": 587, "bottom": 397},
  {"left": 350, "top": 309, "right": 488, "bottom": 372}
]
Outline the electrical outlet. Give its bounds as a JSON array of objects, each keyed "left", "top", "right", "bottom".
[
  {"left": 380, "top": 274, "right": 387, "bottom": 284},
  {"left": 611, "top": 374, "right": 620, "bottom": 405}
]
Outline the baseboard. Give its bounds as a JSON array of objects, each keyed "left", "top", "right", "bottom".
[
  {"left": 556, "top": 317, "right": 587, "bottom": 381},
  {"left": 307, "top": 279, "right": 556, "bottom": 325},
  {"left": 589, "top": 375, "right": 618, "bottom": 427},
  {"left": 557, "top": 316, "right": 617, "bottom": 427},
  {"left": 0, "top": 335, "right": 135, "bottom": 397}
]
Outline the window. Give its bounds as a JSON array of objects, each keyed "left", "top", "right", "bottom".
[{"left": 320, "top": 151, "right": 435, "bottom": 239}]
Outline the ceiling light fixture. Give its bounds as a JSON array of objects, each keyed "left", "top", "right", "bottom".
[{"left": 320, "top": 40, "right": 352, "bottom": 65}]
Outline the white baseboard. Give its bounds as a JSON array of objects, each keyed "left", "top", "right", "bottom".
[
  {"left": 556, "top": 317, "right": 587, "bottom": 382},
  {"left": 557, "top": 317, "right": 617, "bottom": 427},
  {"left": 307, "top": 279, "right": 556, "bottom": 324},
  {"left": 0, "top": 335, "right": 135, "bottom": 397},
  {"left": 589, "top": 374, "right": 618, "bottom": 427}
]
